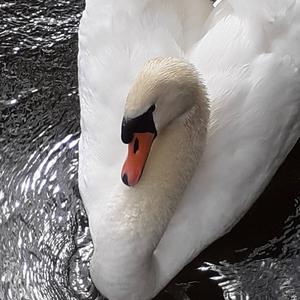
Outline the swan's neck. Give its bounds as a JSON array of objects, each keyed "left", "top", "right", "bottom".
[{"left": 92, "top": 97, "right": 208, "bottom": 300}]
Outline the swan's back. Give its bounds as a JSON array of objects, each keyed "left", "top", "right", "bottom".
[{"left": 155, "top": 0, "right": 300, "bottom": 290}]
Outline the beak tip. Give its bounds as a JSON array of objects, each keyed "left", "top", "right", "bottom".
[{"left": 122, "top": 173, "right": 130, "bottom": 186}]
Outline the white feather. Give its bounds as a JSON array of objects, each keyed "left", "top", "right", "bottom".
[{"left": 78, "top": 0, "right": 300, "bottom": 299}]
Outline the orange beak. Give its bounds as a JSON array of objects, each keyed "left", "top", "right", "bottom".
[{"left": 121, "top": 132, "right": 156, "bottom": 186}]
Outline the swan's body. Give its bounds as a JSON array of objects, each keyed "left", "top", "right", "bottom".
[{"left": 78, "top": 1, "right": 300, "bottom": 299}]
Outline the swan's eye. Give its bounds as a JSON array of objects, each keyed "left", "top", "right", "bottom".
[
  {"left": 148, "top": 105, "right": 155, "bottom": 113},
  {"left": 134, "top": 138, "right": 139, "bottom": 154}
]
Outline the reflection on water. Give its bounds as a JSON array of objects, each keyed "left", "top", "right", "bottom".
[{"left": 0, "top": 1, "right": 299, "bottom": 300}]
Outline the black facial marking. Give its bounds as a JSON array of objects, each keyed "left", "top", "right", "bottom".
[
  {"left": 121, "top": 105, "right": 157, "bottom": 144},
  {"left": 134, "top": 138, "right": 139, "bottom": 154}
]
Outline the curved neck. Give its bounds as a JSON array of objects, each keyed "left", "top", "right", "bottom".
[{"left": 93, "top": 96, "right": 208, "bottom": 300}]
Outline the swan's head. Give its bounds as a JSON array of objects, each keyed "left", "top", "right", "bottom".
[{"left": 121, "top": 57, "right": 206, "bottom": 186}]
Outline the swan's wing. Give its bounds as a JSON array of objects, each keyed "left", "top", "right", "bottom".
[
  {"left": 155, "top": 0, "right": 300, "bottom": 292},
  {"left": 80, "top": 0, "right": 212, "bottom": 55},
  {"left": 117, "top": 0, "right": 214, "bottom": 51}
]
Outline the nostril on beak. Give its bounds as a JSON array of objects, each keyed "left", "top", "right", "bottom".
[
  {"left": 133, "top": 138, "right": 139, "bottom": 154},
  {"left": 122, "top": 173, "right": 129, "bottom": 186}
]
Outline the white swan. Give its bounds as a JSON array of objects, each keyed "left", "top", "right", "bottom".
[{"left": 78, "top": 1, "right": 300, "bottom": 299}]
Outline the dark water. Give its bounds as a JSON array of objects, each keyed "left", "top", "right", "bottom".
[{"left": 0, "top": 1, "right": 299, "bottom": 299}]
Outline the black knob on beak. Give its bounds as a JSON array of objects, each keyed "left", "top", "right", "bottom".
[{"left": 121, "top": 105, "right": 157, "bottom": 144}]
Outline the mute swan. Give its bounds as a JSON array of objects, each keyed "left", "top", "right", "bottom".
[{"left": 78, "top": 0, "right": 300, "bottom": 299}]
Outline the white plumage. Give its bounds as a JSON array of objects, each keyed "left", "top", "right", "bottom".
[{"left": 78, "top": 1, "right": 300, "bottom": 299}]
